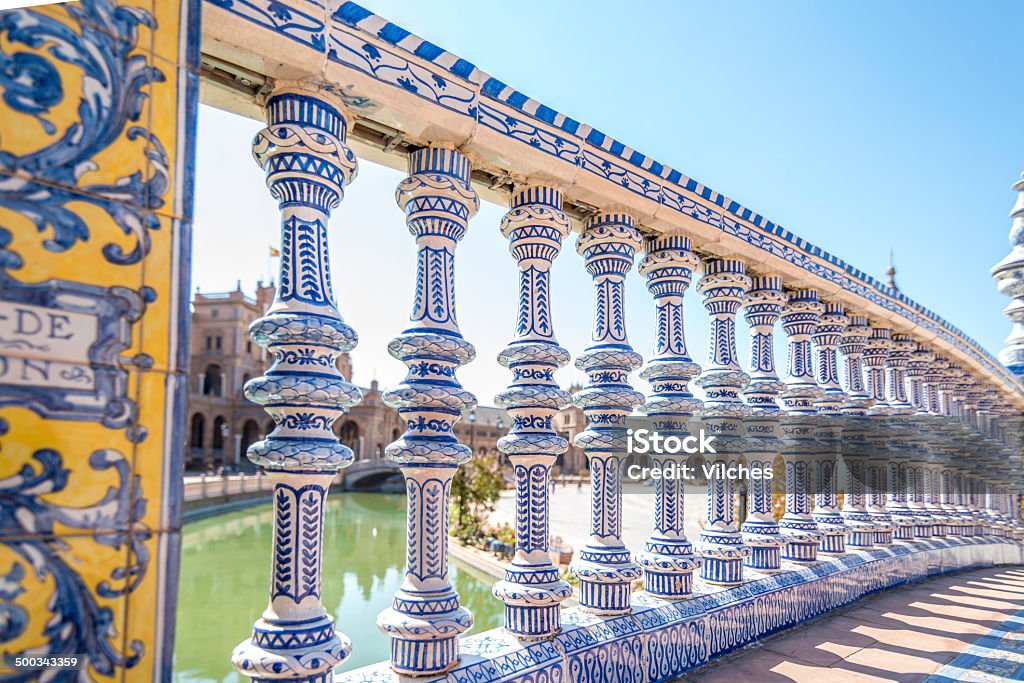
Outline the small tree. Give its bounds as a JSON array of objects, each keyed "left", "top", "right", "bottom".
[{"left": 450, "top": 449, "right": 506, "bottom": 543}]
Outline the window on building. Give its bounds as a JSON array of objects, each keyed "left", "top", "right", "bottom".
[
  {"left": 203, "top": 364, "right": 223, "bottom": 397},
  {"left": 212, "top": 416, "right": 227, "bottom": 452},
  {"left": 205, "top": 336, "right": 212, "bottom": 350},
  {"left": 190, "top": 413, "right": 205, "bottom": 450},
  {"left": 246, "top": 340, "right": 252, "bottom": 355},
  {"left": 215, "top": 336, "right": 222, "bottom": 350}
]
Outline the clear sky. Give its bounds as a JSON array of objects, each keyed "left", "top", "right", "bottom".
[{"left": 192, "top": 0, "right": 1024, "bottom": 407}]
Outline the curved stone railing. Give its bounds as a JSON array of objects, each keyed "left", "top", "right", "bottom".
[
  {"left": 201, "top": 0, "right": 1024, "bottom": 409},
  {"left": 197, "top": 3, "right": 1024, "bottom": 683},
  {"left": 336, "top": 539, "right": 1023, "bottom": 683}
]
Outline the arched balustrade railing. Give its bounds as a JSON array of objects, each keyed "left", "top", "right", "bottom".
[{"left": 195, "top": 3, "right": 1024, "bottom": 683}]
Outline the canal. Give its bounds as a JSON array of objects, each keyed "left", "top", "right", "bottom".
[{"left": 173, "top": 493, "right": 504, "bottom": 681}]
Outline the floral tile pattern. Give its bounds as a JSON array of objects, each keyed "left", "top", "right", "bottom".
[{"left": 0, "top": 0, "right": 198, "bottom": 679}]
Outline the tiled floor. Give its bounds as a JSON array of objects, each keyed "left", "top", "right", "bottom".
[{"left": 686, "top": 566, "right": 1024, "bottom": 682}]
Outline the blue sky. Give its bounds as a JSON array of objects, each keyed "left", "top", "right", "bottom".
[{"left": 192, "top": 0, "right": 1024, "bottom": 405}]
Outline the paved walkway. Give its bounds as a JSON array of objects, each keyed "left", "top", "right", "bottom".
[
  {"left": 686, "top": 566, "right": 1024, "bottom": 682},
  {"left": 492, "top": 484, "right": 707, "bottom": 552}
]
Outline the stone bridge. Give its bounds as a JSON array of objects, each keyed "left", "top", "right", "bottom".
[{"left": 341, "top": 458, "right": 404, "bottom": 491}]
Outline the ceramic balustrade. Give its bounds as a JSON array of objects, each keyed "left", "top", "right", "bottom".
[
  {"left": 695, "top": 258, "right": 752, "bottom": 584},
  {"left": 377, "top": 146, "right": 479, "bottom": 675},
  {"left": 492, "top": 186, "right": 574, "bottom": 638},
  {"left": 810, "top": 302, "right": 849, "bottom": 555},
  {"left": 739, "top": 275, "right": 787, "bottom": 572},
  {"left": 863, "top": 326, "right": 895, "bottom": 545},
  {"left": 636, "top": 234, "right": 703, "bottom": 597},
  {"left": 232, "top": 86, "right": 362, "bottom": 683},
  {"left": 568, "top": 212, "right": 645, "bottom": 613},
  {"left": 778, "top": 289, "right": 824, "bottom": 563}
]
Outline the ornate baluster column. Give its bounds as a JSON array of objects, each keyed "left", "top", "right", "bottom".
[
  {"left": 378, "top": 146, "right": 479, "bottom": 675},
  {"left": 695, "top": 258, "right": 752, "bottom": 584},
  {"left": 636, "top": 235, "right": 703, "bottom": 597},
  {"left": 740, "top": 276, "right": 787, "bottom": 572},
  {"left": 569, "top": 213, "right": 644, "bottom": 613},
  {"left": 492, "top": 186, "right": 573, "bottom": 637},
  {"left": 863, "top": 326, "right": 895, "bottom": 545},
  {"left": 839, "top": 315, "right": 876, "bottom": 548},
  {"left": 936, "top": 362, "right": 961, "bottom": 536},
  {"left": 964, "top": 387, "right": 986, "bottom": 535},
  {"left": 811, "top": 303, "right": 849, "bottom": 555},
  {"left": 232, "top": 86, "right": 361, "bottom": 683},
  {"left": 907, "top": 344, "right": 936, "bottom": 538},
  {"left": 778, "top": 290, "right": 824, "bottom": 562},
  {"left": 950, "top": 369, "right": 974, "bottom": 536},
  {"left": 885, "top": 333, "right": 916, "bottom": 541},
  {"left": 930, "top": 356, "right": 955, "bottom": 537}
]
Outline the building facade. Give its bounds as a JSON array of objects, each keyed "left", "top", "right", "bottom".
[{"left": 185, "top": 282, "right": 519, "bottom": 472}]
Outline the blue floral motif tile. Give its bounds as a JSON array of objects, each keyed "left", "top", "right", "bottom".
[
  {"left": 445, "top": 630, "right": 564, "bottom": 683},
  {"left": 632, "top": 595, "right": 707, "bottom": 682},
  {"left": 555, "top": 610, "right": 644, "bottom": 683}
]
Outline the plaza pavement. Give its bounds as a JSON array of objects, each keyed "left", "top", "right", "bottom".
[
  {"left": 490, "top": 489, "right": 1024, "bottom": 681},
  {"left": 686, "top": 565, "right": 1024, "bottom": 682},
  {"left": 491, "top": 482, "right": 708, "bottom": 553}
]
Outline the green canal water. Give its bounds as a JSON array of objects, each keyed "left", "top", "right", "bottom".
[{"left": 173, "top": 493, "right": 503, "bottom": 682}]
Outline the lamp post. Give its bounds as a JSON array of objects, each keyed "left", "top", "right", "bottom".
[
  {"left": 469, "top": 408, "right": 477, "bottom": 453},
  {"left": 219, "top": 422, "right": 230, "bottom": 471}
]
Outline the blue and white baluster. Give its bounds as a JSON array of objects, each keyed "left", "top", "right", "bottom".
[
  {"left": 377, "top": 146, "right": 479, "bottom": 675},
  {"left": 863, "top": 326, "right": 895, "bottom": 545},
  {"left": 232, "top": 86, "right": 361, "bottom": 683},
  {"left": 884, "top": 333, "right": 917, "bottom": 542},
  {"left": 636, "top": 235, "right": 703, "bottom": 598},
  {"left": 906, "top": 344, "right": 936, "bottom": 539},
  {"left": 922, "top": 357, "right": 947, "bottom": 538},
  {"left": 568, "top": 213, "right": 644, "bottom": 614},
  {"left": 739, "top": 276, "right": 787, "bottom": 572},
  {"left": 949, "top": 368, "right": 974, "bottom": 536},
  {"left": 839, "top": 315, "right": 876, "bottom": 548},
  {"left": 491, "top": 186, "right": 573, "bottom": 637},
  {"left": 964, "top": 387, "right": 987, "bottom": 535},
  {"left": 933, "top": 356, "right": 958, "bottom": 537},
  {"left": 811, "top": 303, "right": 849, "bottom": 555},
  {"left": 695, "top": 258, "right": 752, "bottom": 584},
  {"left": 778, "top": 290, "right": 825, "bottom": 563},
  {"left": 979, "top": 407, "right": 999, "bottom": 535}
]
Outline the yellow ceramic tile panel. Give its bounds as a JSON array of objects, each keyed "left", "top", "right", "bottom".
[
  {"left": 0, "top": 409, "right": 142, "bottom": 536},
  {"left": 137, "top": 212, "right": 190, "bottom": 376},
  {"left": 0, "top": 534, "right": 135, "bottom": 681},
  {"left": 148, "top": 63, "right": 199, "bottom": 220},
  {"left": 129, "top": 368, "right": 186, "bottom": 533},
  {"left": 0, "top": 1, "right": 197, "bottom": 681},
  {"left": 0, "top": 4, "right": 164, "bottom": 212},
  {"left": 122, "top": 529, "right": 181, "bottom": 683}
]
